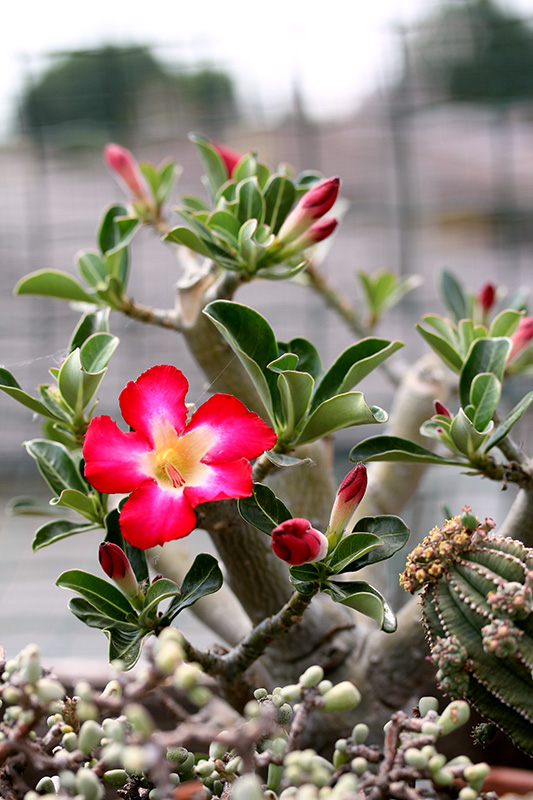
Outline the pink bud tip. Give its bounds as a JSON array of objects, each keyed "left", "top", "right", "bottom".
[
  {"left": 327, "top": 464, "right": 367, "bottom": 544},
  {"left": 478, "top": 283, "right": 496, "bottom": 312},
  {"left": 271, "top": 518, "right": 328, "bottom": 565},
  {"left": 434, "top": 400, "right": 451, "bottom": 418},
  {"left": 104, "top": 142, "right": 147, "bottom": 199},
  {"left": 98, "top": 542, "right": 139, "bottom": 597},
  {"left": 278, "top": 177, "right": 340, "bottom": 244},
  {"left": 302, "top": 217, "right": 338, "bottom": 246},
  {"left": 508, "top": 316, "right": 533, "bottom": 362},
  {"left": 211, "top": 141, "right": 242, "bottom": 178}
]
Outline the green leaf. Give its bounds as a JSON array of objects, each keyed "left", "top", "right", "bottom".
[
  {"left": 489, "top": 309, "right": 522, "bottom": 338},
  {"left": 163, "top": 554, "right": 223, "bottom": 623},
  {"left": 189, "top": 132, "right": 230, "bottom": 197},
  {"left": 56, "top": 569, "right": 136, "bottom": 621},
  {"left": 439, "top": 270, "right": 469, "bottom": 322},
  {"left": 264, "top": 176, "right": 296, "bottom": 234},
  {"left": 14, "top": 270, "right": 96, "bottom": 303},
  {"left": 449, "top": 408, "right": 491, "bottom": 456},
  {"left": 483, "top": 390, "right": 533, "bottom": 451},
  {"left": 138, "top": 579, "right": 182, "bottom": 626},
  {"left": 268, "top": 353, "right": 299, "bottom": 372},
  {"left": 278, "top": 371, "right": 315, "bottom": 436},
  {"left": 469, "top": 373, "right": 501, "bottom": 431},
  {"left": 236, "top": 177, "right": 264, "bottom": 224},
  {"left": 0, "top": 368, "right": 64, "bottom": 420},
  {"left": 181, "top": 194, "right": 209, "bottom": 212},
  {"left": 69, "top": 309, "right": 111, "bottom": 352},
  {"left": 80, "top": 333, "right": 119, "bottom": 373},
  {"left": 263, "top": 451, "right": 313, "bottom": 469},
  {"left": 296, "top": 393, "right": 386, "bottom": 446},
  {"left": 349, "top": 435, "right": 467, "bottom": 466},
  {"left": 289, "top": 564, "right": 321, "bottom": 594},
  {"left": 349, "top": 515, "right": 410, "bottom": 570},
  {"left": 207, "top": 210, "right": 240, "bottom": 245},
  {"left": 238, "top": 483, "right": 292, "bottom": 535},
  {"left": 98, "top": 204, "right": 130, "bottom": 254},
  {"left": 311, "top": 339, "right": 403, "bottom": 411},
  {"left": 459, "top": 337, "right": 511, "bottom": 408},
  {"left": 278, "top": 338, "right": 322, "bottom": 381},
  {"left": 164, "top": 226, "right": 213, "bottom": 257},
  {"left": 50, "top": 489, "right": 100, "bottom": 522},
  {"left": 106, "top": 625, "right": 147, "bottom": 669},
  {"left": 324, "top": 580, "right": 397, "bottom": 632},
  {"left": 32, "top": 520, "right": 99, "bottom": 550},
  {"left": 416, "top": 323, "right": 463, "bottom": 373},
  {"left": 77, "top": 251, "right": 107, "bottom": 287},
  {"left": 203, "top": 300, "right": 281, "bottom": 422},
  {"left": 69, "top": 597, "right": 119, "bottom": 630},
  {"left": 68, "top": 598, "right": 147, "bottom": 669},
  {"left": 24, "top": 439, "right": 87, "bottom": 495},
  {"left": 328, "top": 533, "right": 384, "bottom": 574},
  {"left": 8, "top": 496, "right": 65, "bottom": 517}
]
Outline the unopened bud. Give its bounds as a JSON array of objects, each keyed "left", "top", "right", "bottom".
[
  {"left": 327, "top": 463, "right": 368, "bottom": 546},
  {"left": 104, "top": 143, "right": 148, "bottom": 201},
  {"left": 433, "top": 400, "right": 451, "bottom": 418},
  {"left": 278, "top": 177, "right": 340, "bottom": 244},
  {"left": 272, "top": 518, "right": 328, "bottom": 565},
  {"left": 478, "top": 283, "right": 496, "bottom": 313},
  {"left": 98, "top": 542, "right": 140, "bottom": 600},
  {"left": 508, "top": 316, "right": 533, "bottom": 362},
  {"left": 211, "top": 140, "right": 242, "bottom": 178}
]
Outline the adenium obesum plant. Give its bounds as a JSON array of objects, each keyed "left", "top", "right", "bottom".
[{"left": 83, "top": 364, "right": 277, "bottom": 548}]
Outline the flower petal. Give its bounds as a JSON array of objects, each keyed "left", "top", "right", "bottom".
[
  {"left": 184, "top": 458, "right": 253, "bottom": 506},
  {"left": 119, "top": 365, "right": 189, "bottom": 445},
  {"left": 119, "top": 480, "right": 198, "bottom": 549},
  {"left": 83, "top": 416, "right": 153, "bottom": 493},
  {"left": 186, "top": 393, "right": 277, "bottom": 463}
]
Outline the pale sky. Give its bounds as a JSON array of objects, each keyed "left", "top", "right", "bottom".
[{"left": 2, "top": 0, "right": 533, "bottom": 135}]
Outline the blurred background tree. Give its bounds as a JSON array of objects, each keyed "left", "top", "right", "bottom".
[
  {"left": 18, "top": 45, "right": 238, "bottom": 145},
  {"left": 404, "top": 0, "right": 533, "bottom": 105}
]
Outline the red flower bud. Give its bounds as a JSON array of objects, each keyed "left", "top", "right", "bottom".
[
  {"left": 98, "top": 542, "right": 140, "bottom": 599},
  {"left": 104, "top": 143, "right": 148, "bottom": 200},
  {"left": 434, "top": 400, "right": 451, "bottom": 418},
  {"left": 278, "top": 178, "right": 340, "bottom": 244},
  {"left": 327, "top": 463, "right": 367, "bottom": 547},
  {"left": 508, "top": 316, "right": 533, "bottom": 362},
  {"left": 478, "top": 283, "right": 496, "bottom": 312},
  {"left": 271, "top": 518, "right": 328, "bottom": 565},
  {"left": 211, "top": 141, "right": 242, "bottom": 178}
]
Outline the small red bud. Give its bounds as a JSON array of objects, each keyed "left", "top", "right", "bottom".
[
  {"left": 434, "top": 400, "right": 451, "bottom": 418},
  {"left": 98, "top": 542, "right": 139, "bottom": 598},
  {"left": 508, "top": 316, "right": 533, "bottom": 362},
  {"left": 478, "top": 283, "right": 496, "bottom": 312},
  {"left": 278, "top": 177, "right": 340, "bottom": 244},
  {"left": 271, "top": 518, "right": 328, "bottom": 565},
  {"left": 211, "top": 141, "right": 242, "bottom": 178},
  {"left": 104, "top": 143, "right": 148, "bottom": 200},
  {"left": 327, "top": 463, "right": 367, "bottom": 546}
]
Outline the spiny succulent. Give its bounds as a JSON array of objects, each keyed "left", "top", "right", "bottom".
[{"left": 401, "top": 508, "right": 533, "bottom": 754}]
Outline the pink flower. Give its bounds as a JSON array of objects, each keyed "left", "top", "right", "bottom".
[
  {"left": 508, "top": 316, "right": 533, "bottom": 362},
  {"left": 478, "top": 283, "right": 496, "bottom": 313},
  {"left": 83, "top": 365, "right": 277, "bottom": 549},
  {"left": 278, "top": 178, "right": 340, "bottom": 244},
  {"left": 326, "top": 464, "right": 367, "bottom": 547},
  {"left": 104, "top": 143, "right": 148, "bottom": 200},
  {"left": 98, "top": 542, "right": 140, "bottom": 599},
  {"left": 211, "top": 141, "right": 242, "bottom": 178},
  {"left": 271, "top": 518, "right": 328, "bottom": 565}
]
